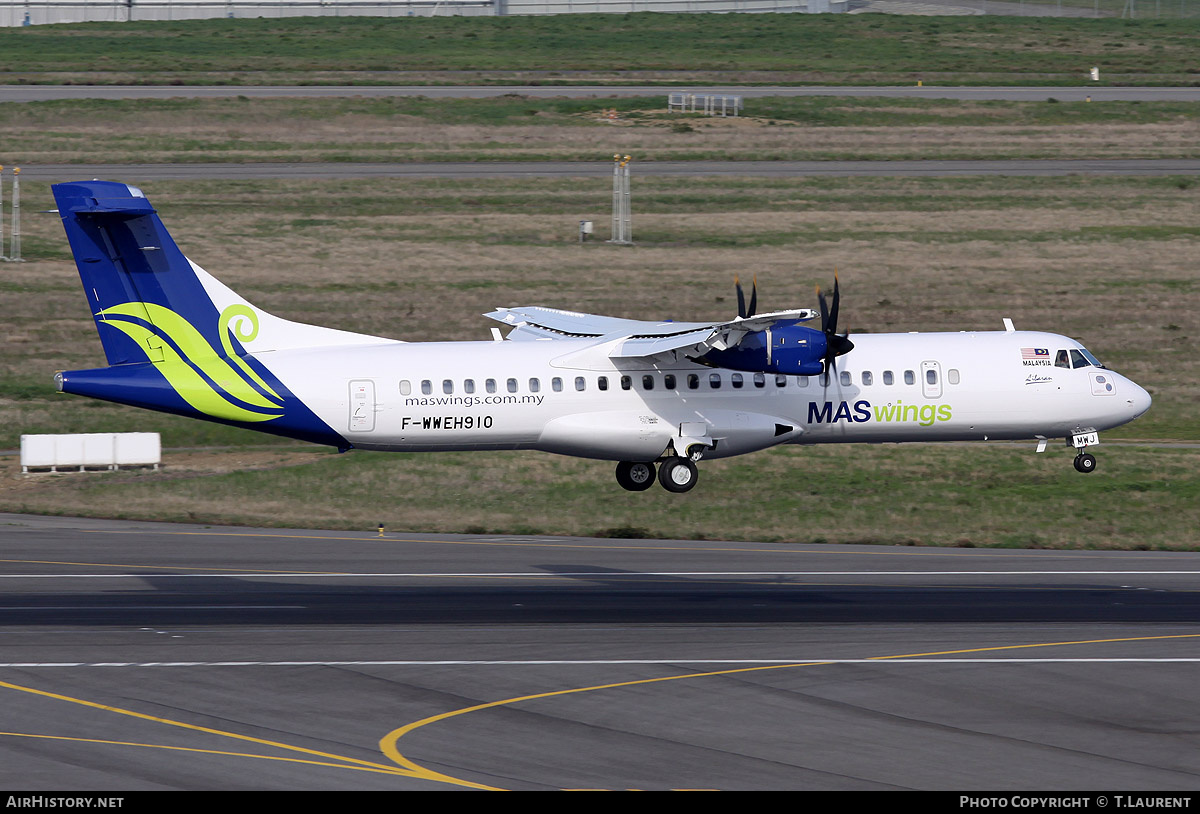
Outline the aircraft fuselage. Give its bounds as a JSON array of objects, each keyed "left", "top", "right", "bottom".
[{"left": 255, "top": 329, "right": 1150, "bottom": 461}]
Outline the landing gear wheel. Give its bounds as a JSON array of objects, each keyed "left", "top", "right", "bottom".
[
  {"left": 1074, "top": 453, "right": 1097, "bottom": 474},
  {"left": 657, "top": 457, "right": 699, "bottom": 493},
  {"left": 616, "top": 461, "right": 656, "bottom": 492}
]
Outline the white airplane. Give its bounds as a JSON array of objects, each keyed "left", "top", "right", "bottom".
[{"left": 51, "top": 180, "right": 1151, "bottom": 493}]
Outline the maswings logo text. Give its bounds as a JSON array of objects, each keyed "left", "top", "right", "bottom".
[{"left": 808, "top": 399, "right": 952, "bottom": 427}]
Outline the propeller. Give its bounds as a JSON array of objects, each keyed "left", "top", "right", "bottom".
[
  {"left": 735, "top": 275, "right": 757, "bottom": 319},
  {"left": 817, "top": 275, "right": 854, "bottom": 377}
]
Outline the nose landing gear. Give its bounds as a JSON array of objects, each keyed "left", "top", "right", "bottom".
[{"left": 1068, "top": 429, "right": 1100, "bottom": 474}]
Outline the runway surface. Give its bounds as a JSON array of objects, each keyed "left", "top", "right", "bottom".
[
  {"left": 4, "top": 85, "right": 1200, "bottom": 103},
  {"left": 18, "top": 159, "right": 1200, "bottom": 184},
  {"left": 1, "top": 512, "right": 1199, "bottom": 790}
]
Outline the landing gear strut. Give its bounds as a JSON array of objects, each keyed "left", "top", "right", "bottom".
[{"left": 615, "top": 461, "right": 656, "bottom": 491}]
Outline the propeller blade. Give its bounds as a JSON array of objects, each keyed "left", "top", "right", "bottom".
[
  {"left": 816, "top": 275, "right": 853, "bottom": 375},
  {"left": 828, "top": 275, "right": 841, "bottom": 337},
  {"left": 748, "top": 276, "right": 758, "bottom": 319},
  {"left": 735, "top": 276, "right": 747, "bottom": 319}
]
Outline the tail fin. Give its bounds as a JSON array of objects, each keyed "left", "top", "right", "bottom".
[
  {"left": 52, "top": 181, "right": 384, "bottom": 447},
  {"left": 54, "top": 180, "right": 222, "bottom": 366},
  {"left": 54, "top": 180, "right": 386, "bottom": 365}
]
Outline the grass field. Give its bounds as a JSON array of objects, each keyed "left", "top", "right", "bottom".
[
  {"left": 0, "top": 15, "right": 1196, "bottom": 547},
  {"left": 3, "top": 96, "right": 1200, "bottom": 164},
  {"left": 0, "top": 171, "right": 1196, "bottom": 547},
  {"left": 2, "top": 444, "right": 1197, "bottom": 550},
  {"left": 0, "top": 14, "right": 1199, "bottom": 85}
]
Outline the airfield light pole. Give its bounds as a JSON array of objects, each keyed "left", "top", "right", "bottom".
[
  {"left": 0, "top": 166, "right": 5, "bottom": 261},
  {"left": 6, "top": 168, "right": 22, "bottom": 263},
  {"left": 608, "top": 154, "right": 633, "bottom": 245}
]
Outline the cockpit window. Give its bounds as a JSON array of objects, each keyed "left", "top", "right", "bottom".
[
  {"left": 1055, "top": 350, "right": 1070, "bottom": 369},
  {"left": 1069, "top": 349, "right": 1089, "bottom": 369},
  {"left": 1079, "top": 347, "right": 1106, "bottom": 369}
]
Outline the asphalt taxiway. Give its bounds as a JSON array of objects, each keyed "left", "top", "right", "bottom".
[{"left": 1, "top": 512, "right": 1199, "bottom": 790}]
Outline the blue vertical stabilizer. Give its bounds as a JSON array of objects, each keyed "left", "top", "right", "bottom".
[
  {"left": 54, "top": 181, "right": 222, "bottom": 366},
  {"left": 53, "top": 180, "right": 349, "bottom": 448}
]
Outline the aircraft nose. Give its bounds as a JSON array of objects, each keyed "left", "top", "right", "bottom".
[{"left": 1124, "top": 380, "right": 1152, "bottom": 420}]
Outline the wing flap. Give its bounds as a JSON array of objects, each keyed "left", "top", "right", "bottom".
[{"left": 486, "top": 305, "right": 818, "bottom": 360}]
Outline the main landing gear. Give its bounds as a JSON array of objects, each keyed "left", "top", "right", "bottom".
[
  {"left": 615, "top": 457, "right": 700, "bottom": 493},
  {"left": 615, "top": 460, "right": 656, "bottom": 491},
  {"left": 1073, "top": 452, "right": 1097, "bottom": 473}
]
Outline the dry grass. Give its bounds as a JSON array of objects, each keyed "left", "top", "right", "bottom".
[
  {"left": 2, "top": 98, "right": 1200, "bottom": 164},
  {"left": 1, "top": 444, "right": 1196, "bottom": 549},
  {"left": 7, "top": 121, "right": 1197, "bottom": 163}
]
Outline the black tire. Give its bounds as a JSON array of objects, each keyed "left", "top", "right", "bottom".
[
  {"left": 616, "top": 461, "right": 656, "bottom": 492},
  {"left": 657, "top": 457, "right": 698, "bottom": 493},
  {"left": 1074, "top": 453, "right": 1097, "bottom": 474}
]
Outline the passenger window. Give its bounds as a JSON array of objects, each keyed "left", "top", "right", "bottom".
[
  {"left": 529, "top": 378, "right": 540, "bottom": 393},
  {"left": 904, "top": 370, "right": 915, "bottom": 385},
  {"left": 709, "top": 373, "right": 722, "bottom": 389},
  {"left": 575, "top": 376, "right": 586, "bottom": 391},
  {"left": 687, "top": 374, "right": 700, "bottom": 390},
  {"left": 840, "top": 371, "right": 851, "bottom": 387},
  {"left": 552, "top": 377, "right": 563, "bottom": 392},
  {"left": 664, "top": 374, "right": 676, "bottom": 390},
  {"left": 753, "top": 373, "right": 765, "bottom": 388},
  {"left": 486, "top": 379, "right": 497, "bottom": 394},
  {"left": 862, "top": 371, "right": 872, "bottom": 386},
  {"left": 442, "top": 379, "right": 454, "bottom": 395},
  {"left": 507, "top": 378, "right": 518, "bottom": 393},
  {"left": 399, "top": 380, "right": 411, "bottom": 396},
  {"left": 926, "top": 369, "right": 937, "bottom": 385},
  {"left": 777, "top": 375, "right": 789, "bottom": 387},
  {"left": 421, "top": 379, "right": 432, "bottom": 395},
  {"left": 642, "top": 374, "right": 654, "bottom": 391},
  {"left": 819, "top": 373, "right": 830, "bottom": 387},
  {"left": 883, "top": 370, "right": 894, "bottom": 386},
  {"left": 794, "top": 376, "right": 805, "bottom": 387},
  {"left": 731, "top": 373, "right": 744, "bottom": 389},
  {"left": 464, "top": 379, "right": 475, "bottom": 394},
  {"left": 620, "top": 375, "right": 632, "bottom": 391},
  {"left": 948, "top": 369, "right": 960, "bottom": 385},
  {"left": 598, "top": 376, "right": 609, "bottom": 391}
]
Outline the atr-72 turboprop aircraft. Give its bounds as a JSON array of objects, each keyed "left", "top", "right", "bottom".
[{"left": 51, "top": 181, "right": 1151, "bottom": 493}]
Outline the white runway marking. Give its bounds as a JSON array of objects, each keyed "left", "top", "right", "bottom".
[
  {"left": 3, "top": 659, "right": 1199, "bottom": 668},
  {"left": 1, "top": 571, "right": 1198, "bottom": 579},
  {"left": 0, "top": 605, "right": 304, "bottom": 610}
]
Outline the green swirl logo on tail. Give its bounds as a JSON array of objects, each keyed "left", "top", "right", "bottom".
[{"left": 97, "top": 302, "right": 284, "bottom": 423}]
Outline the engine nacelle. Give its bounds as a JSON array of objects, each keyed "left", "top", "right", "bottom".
[{"left": 700, "top": 323, "right": 826, "bottom": 376}]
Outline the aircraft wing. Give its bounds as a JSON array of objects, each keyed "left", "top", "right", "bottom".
[{"left": 485, "top": 306, "right": 818, "bottom": 359}]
